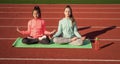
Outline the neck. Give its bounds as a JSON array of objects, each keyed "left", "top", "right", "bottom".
[
  {"left": 34, "top": 17, "right": 40, "bottom": 19},
  {"left": 65, "top": 16, "right": 70, "bottom": 18}
]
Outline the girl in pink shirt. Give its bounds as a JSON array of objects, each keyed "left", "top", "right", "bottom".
[{"left": 17, "top": 6, "right": 55, "bottom": 44}]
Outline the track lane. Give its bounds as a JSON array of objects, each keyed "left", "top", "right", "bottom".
[{"left": 0, "top": 27, "right": 119, "bottom": 39}]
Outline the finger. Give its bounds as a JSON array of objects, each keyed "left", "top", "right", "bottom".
[
  {"left": 17, "top": 27, "right": 20, "bottom": 32},
  {"left": 16, "top": 28, "right": 19, "bottom": 31},
  {"left": 17, "top": 27, "right": 19, "bottom": 31}
]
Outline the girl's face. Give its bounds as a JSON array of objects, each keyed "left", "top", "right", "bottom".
[
  {"left": 33, "top": 10, "right": 39, "bottom": 19},
  {"left": 64, "top": 8, "right": 71, "bottom": 18}
]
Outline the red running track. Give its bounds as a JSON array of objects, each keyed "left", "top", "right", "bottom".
[{"left": 0, "top": 4, "right": 120, "bottom": 64}]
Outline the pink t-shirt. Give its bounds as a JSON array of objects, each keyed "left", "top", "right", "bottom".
[{"left": 19, "top": 18, "right": 48, "bottom": 38}]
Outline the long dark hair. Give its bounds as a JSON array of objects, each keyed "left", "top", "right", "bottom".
[
  {"left": 33, "top": 6, "right": 41, "bottom": 18},
  {"left": 65, "top": 5, "right": 75, "bottom": 25}
]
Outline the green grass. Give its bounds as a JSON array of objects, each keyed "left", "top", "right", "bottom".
[{"left": 0, "top": 0, "right": 120, "bottom": 4}]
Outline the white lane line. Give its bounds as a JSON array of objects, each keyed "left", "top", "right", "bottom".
[
  {"left": 0, "top": 26, "right": 26, "bottom": 28},
  {"left": 1, "top": 4, "right": 120, "bottom": 5},
  {"left": 0, "top": 18, "right": 58, "bottom": 20},
  {"left": 0, "top": 18, "right": 120, "bottom": 20},
  {"left": 91, "top": 39, "right": 120, "bottom": 41},
  {"left": 0, "top": 12, "right": 120, "bottom": 14},
  {"left": 0, "top": 58, "right": 120, "bottom": 62},
  {"left": 0, "top": 38, "right": 120, "bottom": 41},
  {"left": 0, "top": 38, "right": 16, "bottom": 40},
  {"left": 0, "top": 7, "right": 120, "bottom": 9},
  {"left": 0, "top": 26, "right": 119, "bottom": 28}
]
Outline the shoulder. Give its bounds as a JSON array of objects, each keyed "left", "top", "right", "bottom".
[
  {"left": 59, "top": 18, "right": 65, "bottom": 23},
  {"left": 38, "top": 18, "right": 45, "bottom": 22},
  {"left": 28, "top": 19, "right": 33, "bottom": 24}
]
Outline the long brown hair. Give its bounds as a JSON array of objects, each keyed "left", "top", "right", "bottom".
[{"left": 65, "top": 5, "right": 75, "bottom": 25}]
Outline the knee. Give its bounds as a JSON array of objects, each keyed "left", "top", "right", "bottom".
[
  {"left": 69, "top": 39, "right": 83, "bottom": 46},
  {"left": 41, "top": 39, "right": 50, "bottom": 44},
  {"left": 39, "top": 36, "right": 50, "bottom": 44},
  {"left": 53, "top": 37, "right": 63, "bottom": 44},
  {"left": 77, "top": 39, "right": 83, "bottom": 45},
  {"left": 53, "top": 38, "right": 58, "bottom": 43},
  {"left": 22, "top": 38, "right": 28, "bottom": 44}
]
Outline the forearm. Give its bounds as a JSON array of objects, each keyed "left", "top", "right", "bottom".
[
  {"left": 45, "top": 31, "right": 51, "bottom": 35},
  {"left": 53, "top": 31, "right": 61, "bottom": 37},
  {"left": 18, "top": 30, "right": 30, "bottom": 35},
  {"left": 74, "top": 32, "right": 82, "bottom": 38}
]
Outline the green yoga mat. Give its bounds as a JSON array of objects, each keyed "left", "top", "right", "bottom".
[{"left": 12, "top": 37, "right": 92, "bottom": 48}]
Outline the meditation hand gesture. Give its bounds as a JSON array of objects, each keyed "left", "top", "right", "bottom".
[{"left": 16, "top": 27, "right": 21, "bottom": 32}]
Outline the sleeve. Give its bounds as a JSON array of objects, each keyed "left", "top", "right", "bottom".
[
  {"left": 73, "top": 23, "right": 82, "bottom": 38},
  {"left": 19, "top": 20, "right": 31, "bottom": 35},
  {"left": 53, "top": 20, "right": 62, "bottom": 37}
]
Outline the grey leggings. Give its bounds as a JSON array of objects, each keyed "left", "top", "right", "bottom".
[{"left": 53, "top": 37, "right": 83, "bottom": 45}]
